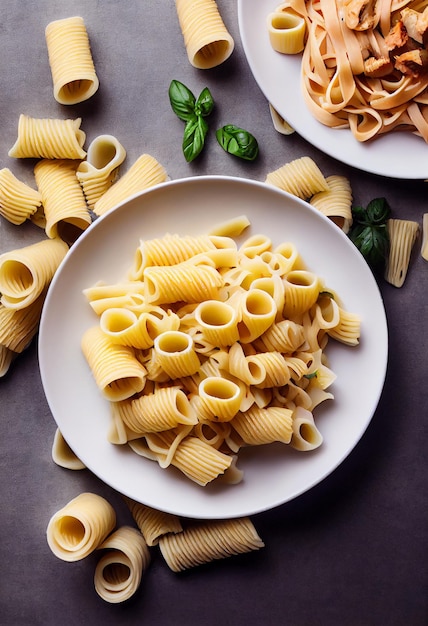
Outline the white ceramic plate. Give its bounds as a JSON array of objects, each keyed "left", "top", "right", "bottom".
[
  {"left": 39, "top": 176, "right": 387, "bottom": 519},
  {"left": 238, "top": 0, "right": 428, "bottom": 179}
]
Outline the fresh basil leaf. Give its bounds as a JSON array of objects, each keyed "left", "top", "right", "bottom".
[
  {"left": 195, "top": 87, "right": 214, "bottom": 117},
  {"left": 168, "top": 80, "right": 197, "bottom": 122},
  {"left": 216, "top": 124, "right": 259, "bottom": 161},
  {"left": 182, "top": 116, "right": 209, "bottom": 162},
  {"left": 366, "top": 197, "right": 391, "bottom": 224}
]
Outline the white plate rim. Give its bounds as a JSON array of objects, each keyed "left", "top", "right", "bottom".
[
  {"left": 39, "top": 175, "right": 388, "bottom": 519},
  {"left": 237, "top": 0, "right": 428, "bottom": 180}
]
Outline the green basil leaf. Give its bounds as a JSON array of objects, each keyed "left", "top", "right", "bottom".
[
  {"left": 195, "top": 87, "right": 214, "bottom": 117},
  {"left": 366, "top": 197, "right": 391, "bottom": 224},
  {"left": 168, "top": 80, "right": 196, "bottom": 122},
  {"left": 182, "top": 116, "right": 209, "bottom": 162},
  {"left": 216, "top": 124, "right": 259, "bottom": 161}
]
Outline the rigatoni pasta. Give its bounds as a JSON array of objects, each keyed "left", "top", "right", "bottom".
[
  {"left": 45, "top": 16, "right": 99, "bottom": 105},
  {"left": 0, "top": 168, "right": 42, "bottom": 225},
  {"left": 123, "top": 496, "right": 183, "bottom": 546},
  {"left": 385, "top": 218, "right": 419, "bottom": 287},
  {"left": 81, "top": 221, "right": 360, "bottom": 487},
  {"left": 8, "top": 114, "right": 86, "bottom": 160},
  {"left": 265, "top": 156, "right": 329, "bottom": 199}
]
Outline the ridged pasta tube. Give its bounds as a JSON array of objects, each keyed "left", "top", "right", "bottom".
[
  {"left": 94, "top": 526, "right": 150, "bottom": 604},
  {"left": 310, "top": 175, "right": 353, "bottom": 233},
  {"left": 81, "top": 325, "right": 147, "bottom": 401},
  {"left": 46, "top": 492, "right": 116, "bottom": 562},
  {"left": 265, "top": 156, "right": 329, "bottom": 199},
  {"left": 93, "top": 154, "right": 168, "bottom": 217},
  {"left": 8, "top": 114, "right": 86, "bottom": 160},
  {"left": 76, "top": 135, "right": 126, "bottom": 208},
  {"left": 34, "top": 159, "right": 91, "bottom": 242},
  {"left": 237, "top": 288, "right": 277, "bottom": 343},
  {"left": 197, "top": 376, "right": 243, "bottom": 422},
  {"left": 385, "top": 218, "right": 420, "bottom": 288},
  {"left": 143, "top": 262, "right": 224, "bottom": 305},
  {"left": 113, "top": 386, "right": 198, "bottom": 434},
  {"left": 100, "top": 307, "right": 179, "bottom": 350},
  {"left": 231, "top": 405, "right": 293, "bottom": 445},
  {"left": 290, "top": 407, "right": 323, "bottom": 451},
  {"left": 159, "top": 517, "right": 264, "bottom": 571},
  {"left": 0, "top": 238, "right": 68, "bottom": 310},
  {"left": 267, "top": 8, "right": 306, "bottom": 54},
  {"left": 283, "top": 270, "right": 320, "bottom": 319},
  {"left": 0, "top": 168, "right": 42, "bottom": 225},
  {"left": 175, "top": 0, "right": 235, "bottom": 69},
  {"left": 45, "top": 16, "right": 99, "bottom": 105},
  {"left": 0, "top": 295, "right": 45, "bottom": 352},
  {"left": 153, "top": 330, "right": 201, "bottom": 378},
  {"left": 123, "top": 496, "right": 183, "bottom": 546},
  {"left": 194, "top": 300, "right": 239, "bottom": 346},
  {"left": 0, "top": 345, "right": 14, "bottom": 378}
]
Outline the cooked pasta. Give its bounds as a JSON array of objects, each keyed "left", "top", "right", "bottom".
[
  {"left": 76, "top": 134, "right": 126, "bottom": 208},
  {"left": 0, "top": 238, "right": 68, "bottom": 310},
  {"left": 123, "top": 496, "right": 183, "bottom": 546},
  {"left": 8, "top": 114, "right": 86, "bottom": 159},
  {"left": 265, "top": 156, "right": 329, "bottom": 198},
  {"left": 45, "top": 16, "right": 99, "bottom": 105},
  {"left": 175, "top": 0, "right": 235, "bottom": 69},
  {"left": 159, "top": 517, "right": 264, "bottom": 571},
  {"left": 82, "top": 220, "right": 360, "bottom": 486},
  {"left": 385, "top": 218, "right": 420, "bottom": 287},
  {"left": 94, "top": 526, "right": 150, "bottom": 603},
  {"left": 290, "top": 406, "right": 323, "bottom": 451},
  {"left": 271, "top": 0, "right": 428, "bottom": 142},
  {"left": 208, "top": 214, "right": 251, "bottom": 237},
  {"left": 93, "top": 154, "right": 168, "bottom": 217},
  {"left": 267, "top": 6, "right": 306, "bottom": 54},
  {"left": 46, "top": 492, "right": 116, "bottom": 562},
  {"left": 34, "top": 159, "right": 91, "bottom": 242},
  {"left": 52, "top": 428, "right": 86, "bottom": 470},
  {"left": 0, "top": 168, "right": 42, "bottom": 225},
  {"left": 0, "top": 294, "right": 45, "bottom": 352},
  {"left": 310, "top": 175, "right": 353, "bottom": 233}
]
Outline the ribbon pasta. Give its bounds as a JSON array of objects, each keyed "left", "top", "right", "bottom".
[
  {"left": 81, "top": 221, "right": 360, "bottom": 487},
  {"left": 270, "top": 0, "right": 428, "bottom": 142}
]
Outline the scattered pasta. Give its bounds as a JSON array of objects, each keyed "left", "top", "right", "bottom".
[
  {"left": 94, "top": 526, "right": 150, "bottom": 603},
  {"left": 45, "top": 16, "right": 99, "bottom": 105},
  {"left": 265, "top": 156, "right": 329, "bottom": 199},
  {"left": 421, "top": 213, "right": 428, "bottom": 261},
  {"left": 159, "top": 517, "right": 264, "bottom": 572},
  {"left": 385, "top": 218, "right": 420, "bottom": 287},
  {"left": 81, "top": 222, "right": 360, "bottom": 486},
  {"left": 52, "top": 428, "right": 86, "bottom": 470},
  {"left": 310, "top": 175, "right": 353, "bottom": 233},
  {"left": 123, "top": 496, "right": 183, "bottom": 546},
  {"left": 8, "top": 114, "right": 86, "bottom": 160},
  {"left": 0, "top": 168, "right": 42, "bottom": 225},
  {"left": 46, "top": 492, "right": 116, "bottom": 562},
  {"left": 175, "top": 0, "right": 235, "bottom": 69}
]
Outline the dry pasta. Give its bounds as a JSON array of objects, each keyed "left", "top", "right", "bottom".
[
  {"left": 421, "top": 213, "right": 428, "bottom": 261},
  {"left": 175, "top": 0, "right": 235, "bottom": 69},
  {"left": 52, "top": 428, "right": 86, "bottom": 470},
  {"left": 81, "top": 221, "right": 360, "bottom": 486},
  {"left": 93, "top": 154, "right": 168, "bottom": 217},
  {"left": 159, "top": 517, "right": 264, "bottom": 571},
  {"left": 0, "top": 345, "right": 14, "bottom": 378},
  {"left": 0, "top": 238, "right": 68, "bottom": 310},
  {"left": 0, "top": 168, "right": 42, "bottom": 225},
  {"left": 8, "top": 114, "right": 86, "bottom": 159},
  {"left": 385, "top": 218, "right": 420, "bottom": 286},
  {"left": 270, "top": 0, "right": 428, "bottom": 142},
  {"left": 34, "top": 159, "right": 91, "bottom": 242},
  {"left": 45, "top": 16, "right": 99, "bottom": 105},
  {"left": 310, "top": 175, "right": 353, "bottom": 233},
  {"left": 46, "top": 492, "right": 116, "bottom": 562},
  {"left": 123, "top": 496, "right": 183, "bottom": 546},
  {"left": 265, "top": 156, "right": 329, "bottom": 198},
  {"left": 94, "top": 526, "right": 150, "bottom": 603},
  {"left": 76, "top": 134, "right": 126, "bottom": 208},
  {"left": 0, "top": 294, "right": 45, "bottom": 352}
]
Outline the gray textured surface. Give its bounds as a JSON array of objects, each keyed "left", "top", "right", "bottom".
[{"left": 0, "top": 2, "right": 427, "bottom": 624}]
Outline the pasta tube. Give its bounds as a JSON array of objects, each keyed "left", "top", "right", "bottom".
[
  {"left": 0, "top": 168, "right": 42, "bottom": 225},
  {"left": 385, "top": 218, "right": 420, "bottom": 287},
  {"left": 123, "top": 496, "right": 183, "bottom": 546},
  {"left": 8, "top": 114, "right": 86, "bottom": 160}
]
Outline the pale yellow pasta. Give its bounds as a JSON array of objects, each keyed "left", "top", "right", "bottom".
[
  {"left": 310, "top": 175, "right": 353, "bottom": 233},
  {"left": 230, "top": 405, "right": 293, "bottom": 445},
  {"left": 237, "top": 288, "right": 277, "bottom": 343},
  {"left": 112, "top": 386, "right": 197, "bottom": 435},
  {"left": 94, "top": 526, "right": 150, "bottom": 603},
  {"left": 52, "top": 428, "right": 86, "bottom": 470},
  {"left": 421, "top": 213, "right": 428, "bottom": 261},
  {"left": 123, "top": 496, "right": 183, "bottom": 546},
  {"left": 283, "top": 270, "right": 321, "bottom": 318},
  {"left": 327, "top": 306, "right": 361, "bottom": 346},
  {"left": 246, "top": 351, "right": 294, "bottom": 388},
  {"left": 93, "top": 154, "right": 168, "bottom": 217},
  {"left": 256, "top": 319, "right": 305, "bottom": 353},
  {"left": 385, "top": 218, "right": 420, "bottom": 287},
  {"left": 0, "top": 294, "right": 44, "bottom": 353},
  {"left": 100, "top": 307, "right": 179, "bottom": 350},
  {"left": 45, "top": 16, "right": 99, "bottom": 105},
  {"left": 290, "top": 406, "right": 323, "bottom": 451},
  {"left": 0, "top": 238, "right": 68, "bottom": 310},
  {"left": 0, "top": 345, "right": 15, "bottom": 377},
  {"left": 159, "top": 517, "right": 264, "bottom": 571},
  {"left": 175, "top": 0, "right": 235, "bottom": 69},
  {"left": 249, "top": 275, "right": 286, "bottom": 321},
  {"left": 267, "top": 7, "right": 306, "bottom": 54},
  {"left": 8, "top": 114, "right": 86, "bottom": 159},
  {"left": 269, "top": 103, "right": 295, "bottom": 135},
  {"left": 195, "top": 376, "right": 243, "bottom": 422},
  {"left": 143, "top": 262, "right": 224, "bottom": 305},
  {"left": 83, "top": 281, "right": 146, "bottom": 315},
  {"left": 77, "top": 134, "right": 126, "bottom": 208},
  {"left": 194, "top": 300, "right": 239, "bottom": 346},
  {"left": 265, "top": 156, "right": 329, "bottom": 199},
  {"left": 34, "top": 159, "right": 91, "bottom": 242},
  {"left": 46, "top": 492, "right": 116, "bottom": 562},
  {"left": 81, "top": 325, "right": 147, "bottom": 401},
  {"left": 0, "top": 168, "right": 42, "bottom": 225},
  {"left": 153, "top": 331, "right": 201, "bottom": 378},
  {"left": 208, "top": 214, "right": 251, "bottom": 237}
]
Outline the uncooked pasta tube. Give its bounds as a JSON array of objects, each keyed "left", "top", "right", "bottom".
[
  {"left": 0, "top": 168, "right": 42, "bottom": 225},
  {"left": 45, "top": 16, "right": 99, "bottom": 105}
]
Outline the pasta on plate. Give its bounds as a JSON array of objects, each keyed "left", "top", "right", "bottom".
[{"left": 81, "top": 219, "right": 360, "bottom": 487}]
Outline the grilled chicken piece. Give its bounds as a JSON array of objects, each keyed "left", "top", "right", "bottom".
[
  {"left": 363, "top": 56, "right": 394, "bottom": 77},
  {"left": 400, "top": 7, "right": 428, "bottom": 45},
  {"left": 344, "top": 0, "right": 377, "bottom": 30},
  {"left": 394, "top": 48, "right": 428, "bottom": 77}
]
